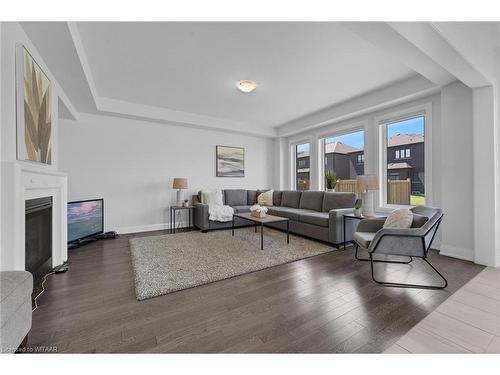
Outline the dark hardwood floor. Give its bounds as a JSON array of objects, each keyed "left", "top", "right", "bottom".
[{"left": 27, "top": 228, "right": 484, "bottom": 353}]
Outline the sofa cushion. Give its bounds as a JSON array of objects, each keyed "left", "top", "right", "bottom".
[
  {"left": 273, "top": 191, "right": 283, "bottom": 206},
  {"left": 257, "top": 189, "right": 274, "bottom": 206},
  {"left": 267, "top": 207, "right": 315, "bottom": 221},
  {"left": 233, "top": 205, "right": 252, "bottom": 213},
  {"left": 247, "top": 190, "right": 258, "bottom": 205},
  {"left": 322, "top": 192, "right": 357, "bottom": 212},
  {"left": 224, "top": 189, "right": 247, "bottom": 206},
  {"left": 383, "top": 208, "right": 413, "bottom": 229},
  {"left": 354, "top": 232, "right": 376, "bottom": 249},
  {"left": 299, "top": 212, "right": 329, "bottom": 227},
  {"left": 299, "top": 191, "right": 325, "bottom": 212},
  {"left": 280, "top": 191, "right": 302, "bottom": 208}
]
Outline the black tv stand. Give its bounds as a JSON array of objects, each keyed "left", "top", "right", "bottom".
[
  {"left": 67, "top": 231, "right": 118, "bottom": 250},
  {"left": 67, "top": 237, "right": 96, "bottom": 250}
]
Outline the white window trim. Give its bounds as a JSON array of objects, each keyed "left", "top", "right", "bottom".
[
  {"left": 316, "top": 121, "right": 367, "bottom": 190},
  {"left": 289, "top": 137, "right": 312, "bottom": 190},
  {"left": 375, "top": 103, "right": 433, "bottom": 212}
]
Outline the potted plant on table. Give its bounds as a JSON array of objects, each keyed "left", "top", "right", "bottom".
[
  {"left": 354, "top": 201, "right": 363, "bottom": 217},
  {"left": 325, "top": 170, "right": 337, "bottom": 192}
]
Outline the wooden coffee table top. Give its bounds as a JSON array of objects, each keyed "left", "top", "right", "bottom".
[{"left": 233, "top": 212, "right": 289, "bottom": 223}]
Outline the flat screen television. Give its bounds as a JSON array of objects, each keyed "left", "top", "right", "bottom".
[{"left": 67, "top": 199, "right": 104, "bottom": 244}]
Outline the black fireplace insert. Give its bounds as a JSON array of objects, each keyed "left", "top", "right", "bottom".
[{"left": 25, "top": 197, "right": 53, "bottom": 280}]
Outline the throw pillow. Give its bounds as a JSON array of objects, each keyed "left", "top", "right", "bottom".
[
  {"left": 201, "top": 189, "right": 223, "bottom": 206},
  {"left": 383, "top": 208, "right": 413, "bottom": 229},
  {"left": 257, "top": 189, "right": 274, "bottom": 206}
]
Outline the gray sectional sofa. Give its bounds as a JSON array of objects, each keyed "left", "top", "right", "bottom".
[{"left": 193, "top": 189, "right": 359, "bottom": 246}]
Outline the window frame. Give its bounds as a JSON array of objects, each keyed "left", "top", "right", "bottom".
[
  {"left": 376, "top": 103, "right": 433, "bottom": 211},
  {"left": 290, "top": 139, "right": 312, "bottom": 190},
  {"left": 317, "top": 123, "right": 367, "bottom": 190}
]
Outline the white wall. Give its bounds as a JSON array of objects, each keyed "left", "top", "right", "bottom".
[
  {"left": 473, "top": 86, "right": 497, "bottom": 266},
  {"left": 59, "top": 113, "right": 274, "bottom": 233},
  {"left": 439, "top": 82, "right": 474, "bottom": 260}
]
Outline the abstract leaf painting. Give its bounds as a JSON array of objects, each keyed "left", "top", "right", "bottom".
[
  {"left": 216, "top": 146, "right": 245, "bottom": 177},
  {"left": 16, "top": 46, "right": 52, "bottom": 164}
]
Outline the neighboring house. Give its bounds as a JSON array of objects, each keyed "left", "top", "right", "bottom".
[
  {"left": 296, "top": 151, "right": 310, "bottom": 189},
  {"left": 386, "top": 133, "right": 425, "bottom": 195},
  {"left": 325, "top": 142, "right": 364, "bottom": 180},
  {"left": 298, "top": 135, "right": 424, "bottom": 194}
]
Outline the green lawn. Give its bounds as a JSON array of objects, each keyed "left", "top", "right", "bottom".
[{"left": 410, "top": 195, "right": 425, "bottom": 206}]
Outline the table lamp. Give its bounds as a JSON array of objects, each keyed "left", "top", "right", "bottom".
[
  {"left": 172, "top": 178, "right": 188, "bottom": 206},
  {"left": 357, "top": 175, "right": 379, "bottom": 217}
]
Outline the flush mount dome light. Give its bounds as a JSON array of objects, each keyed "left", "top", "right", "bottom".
[{"left": 236, "top": 80, "right": 257, "bottom": 93}]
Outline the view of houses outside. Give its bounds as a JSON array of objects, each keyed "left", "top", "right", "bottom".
[
  {"left": 324, "top": 130, "right": 365, "bottom": 187},
  {"left": 296, "top": 143, "right": 310, "bottom": 190},
  {"left": 386, "top": 116, "right": 425, "bottom": 206},
  {"left": 294, "top": 119, "right": 424, "bottom": 206}
]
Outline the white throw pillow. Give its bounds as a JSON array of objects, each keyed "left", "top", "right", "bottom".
[
  {"left": 257, "top": 189, "right": 274, "bottom": 206},
  {"left": 383, "top": 208, "right": 413, "bottom": 229},
  {"left": 201, "top": 189, "right": 223, "bottom": 206}
]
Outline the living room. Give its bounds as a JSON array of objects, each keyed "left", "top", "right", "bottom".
[{"left": 1, "top": 0, "right": 500, "bottom": 372}]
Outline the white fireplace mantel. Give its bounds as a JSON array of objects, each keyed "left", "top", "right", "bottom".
[{"left": 1, "top": 161, "right": 68, "bottom": 271}]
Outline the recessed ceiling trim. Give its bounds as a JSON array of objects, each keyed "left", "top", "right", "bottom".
[
  {"left": 388, "top": 22, "right": 491, "bottom": 88},
  {"left": 67, "top": 22, "right": 99, "bottom": 106},
  {"left": 66, "top": 22, "right": 276, "bottom": 137},
  {"left": 56, "top": 82, "right": 80, "bottom": 121},
  {"left": 98, "top": 96, "right": 277, "bottom": 137},
  {"left": 343, "top": 22, "right": 456, "bottom": 86}
]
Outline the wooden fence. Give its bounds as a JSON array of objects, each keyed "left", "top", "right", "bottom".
[
  {"left": 297, "top": 180, "right": 310, "bottom": 191},
  {"left": 335, "top": 179, "right": 358, "bottom": 193},
  {"left": 388, "top": 179, "right": 411, "bottom": 205},
  {"left": 335, "top": 178, "right": 411, "bottom": 205}
]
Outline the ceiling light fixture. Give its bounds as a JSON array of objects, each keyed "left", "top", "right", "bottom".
[{"left": 236, "top": 80, "right": 257, "bottom": 93}]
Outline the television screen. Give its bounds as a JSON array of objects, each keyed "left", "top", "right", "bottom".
[{"left": 67, "top": 199, "right": 104, "bottom": 243}]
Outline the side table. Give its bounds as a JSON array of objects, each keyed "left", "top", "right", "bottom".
[{"left": 170, "top": 205, "right": 195, "bottom": 233}]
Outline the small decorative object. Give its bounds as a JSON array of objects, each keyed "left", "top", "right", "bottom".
[
  {"left": 172, "top": 178, "right": 188, "bottom": 206},
  {"left": 16, "top": 45, "right": 53, "bottom": 164},
  {"left": 325, "top": 170, "right": 337, "bottom": 192},
  {"left": 183, "top": 200, "right": 189, "bottom": 207},
  {"left": 250, "top": 204, "right": 268, "bottom": 218},
  {"left": 357, "top": 175, "right": 379, "bottom": 217},
  {"left": 354, "top": 201, "right": 363, "bottom": 217},
  {"left": 216, "top": 145, "right": 244, "bottom": 177}
]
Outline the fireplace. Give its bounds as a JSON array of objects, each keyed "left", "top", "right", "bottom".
[{"left": 25, "top": 197, "right": 53, "bottom": 280}]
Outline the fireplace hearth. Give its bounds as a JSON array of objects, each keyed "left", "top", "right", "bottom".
[{"left": 25, "top": 197, "right": 53, "bottom": 281}]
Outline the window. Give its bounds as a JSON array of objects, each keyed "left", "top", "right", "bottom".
[
  {"left": 384, "top": 116, "right": 425, "bottom": 206},
  {"left": 295, "top": 143, "right": 310, "bottom": 191},
  {"left": 324, "top": 130, "right": 364, "bottom": 189}
]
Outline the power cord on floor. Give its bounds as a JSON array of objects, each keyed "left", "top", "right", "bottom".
[{"left": 32, "top": 262, "right": 69, "bottom": 312}]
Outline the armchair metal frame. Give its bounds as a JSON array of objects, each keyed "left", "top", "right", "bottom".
[{"left": 355, "top": 213, "right": 447, "bottom": 290}]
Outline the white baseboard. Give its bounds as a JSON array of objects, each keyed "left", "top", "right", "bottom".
[
  {"left": 115, "top": 221, "right": 189, "bottom": 234},
  {"left": 439, "top": 244, "right": 474, "bottom": 262}
]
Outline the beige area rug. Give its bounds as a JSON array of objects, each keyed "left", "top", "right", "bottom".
[{"left": 129, "top": 227, "right": 334, "bottom": 300}]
